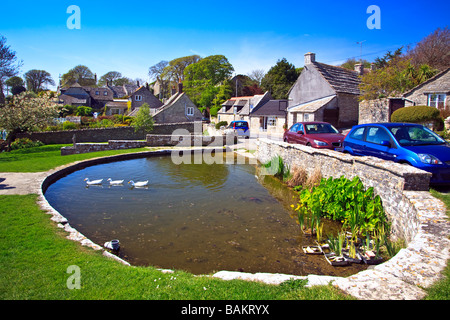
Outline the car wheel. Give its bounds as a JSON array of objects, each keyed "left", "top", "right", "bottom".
[{"left": 306, "top": 143, "right": 311, "bottom": 147}]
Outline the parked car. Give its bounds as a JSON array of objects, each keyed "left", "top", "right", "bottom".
[
  {"left": 224, "top": 120, "right": 250, "bottom": 138},
  {"left": 342, "top": 123, "right": 450, "bottom": 185},
  {"left": 283, "top": 121, "right": 345, "bottom": 150}
]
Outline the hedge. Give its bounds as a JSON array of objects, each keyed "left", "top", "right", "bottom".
[{"left": 391, "top": 105, "right": 443, "bottom": 130}]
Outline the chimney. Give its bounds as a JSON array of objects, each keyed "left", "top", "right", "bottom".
[
  {"left": 354, "top": 63, "right": 364, "bottom": 76},
  {"left": 304, "top": 52, "right": 316, "bottom": 65},
  {"left": 94, "top": 73, "right": 97, "bottom": 84},
  {"left": 178, "top": 79, "right": 183, "bottom": 93},
  {"left": 137, "top": 80, "right": 140, "bottom": 87},
  {"left": 171, "top": 85, "right": 176, "bottom": 95}
]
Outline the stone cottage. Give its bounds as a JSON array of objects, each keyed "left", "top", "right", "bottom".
[
  {"left": 287, "top": 52, "right": 362, "bottom": 128},
  {"left": 152, "top": 82, "right": 202, "bottom": 123},
  {"left": 359, "top": 67, "right": 450, "bottom": 124},
  {"left": 403, "top": 67, "right": 450, "bottom": 109},
  {"left": 130, "top": 85, "right": 163, "bottom": 112}
]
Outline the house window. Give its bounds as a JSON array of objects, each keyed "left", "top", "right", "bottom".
[
  {"left": 103, "top": 91, "right": 108, "bottom": 96},
  {"left": 135, "top": 95, "right": 142, "bottom": 101},
  {"left": 428, "top": 94, "right": 446, "bottom": 108},
  {"left": 95, "top": 91, "right": 99, "bottom": 95},
  {"left": 187, "top": 107, "right": 194, "bottom": 116},
  {"left": 267, "top": 117, "right": 277, "bottom": 127},
  {"left": 303, "top": 113, "right": 310, "bottom": 121}
]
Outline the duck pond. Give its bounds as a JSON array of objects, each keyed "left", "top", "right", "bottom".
[{"left": 44, "top": 153, "right": 368, "bottom": 277}]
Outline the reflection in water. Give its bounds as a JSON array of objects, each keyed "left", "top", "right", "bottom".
[{"left": 44, "top": 155, "right": 367, "bottom": 276}]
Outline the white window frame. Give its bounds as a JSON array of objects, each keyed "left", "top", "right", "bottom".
[
  {"left": 428, "top": 93, "right": 446, "bottom": 108},
  {"left": 267, "top": 117, "right": 277, "bottom": 127},
  {"left": 135, "top": 95, "right": 142, "bottom": 101},
  {"left": 186, "top": 106, "right": 194, "bottom": 116}
]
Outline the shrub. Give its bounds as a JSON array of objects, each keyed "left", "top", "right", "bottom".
[
  {"left": 62, "top": 121, "right": 78, "bottom": 130},
  {"left": 391, "top": 105, "right": 443, "bottom": 130},
  {"left": 215, "top": 121, "right": 228, "bottom": 129},
  {"left": 75, "top": 106, "right": 93, "bottom": 117},
  {"left": 10, "top": 138, "right": 44, "bottom": 150}
]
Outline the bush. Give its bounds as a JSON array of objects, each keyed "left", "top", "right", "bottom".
[
  {"left": 62, "top": 121, "right": 78, "bottom": 130},
  {"left": 10, "top": 138, "right": 44, "bottom": 150},
  {"left": 215, "top": 121, "right": 228, "bottom": 129},
  {"left": 391, "top": 105, "right": 443, "bottom": 130}
]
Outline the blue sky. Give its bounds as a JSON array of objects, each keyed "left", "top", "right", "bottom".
[{"left": 1, "top": 0, "right": 448, "bottom": 90}]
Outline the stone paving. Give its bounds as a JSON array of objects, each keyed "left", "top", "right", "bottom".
[{"left": 1, "top": 143, "right": 449, "bottom": 300}]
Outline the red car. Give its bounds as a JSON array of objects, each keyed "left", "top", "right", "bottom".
[{"left": 283, "top": 121, "right": 345, "bottom": 150}]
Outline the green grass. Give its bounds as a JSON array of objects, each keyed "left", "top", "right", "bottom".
[
  {"left": 0, "top": 194, "right": 352, "bottom": 300},
  {"left": 0, "top": 144, "right": 149, "bottom": 172}
]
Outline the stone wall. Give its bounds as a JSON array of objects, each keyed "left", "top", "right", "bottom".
[
  {"left": 61, "top": 134, "right": 237, "bottom": 155},
  {"left": 255, "top": 138, "right": 432, "bottom": 242},
  {"left": 359, "top": 99, "right": 391, "bottom": 124},
  {"left": 60, "top": 140, "right": 148, "bottom": 155},
  {"left": 17, "top": 122, "right": 201, "bottom": 144}
]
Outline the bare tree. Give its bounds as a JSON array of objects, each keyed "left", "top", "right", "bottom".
[
  {"left": 24, "top": 69, "right": 55, "bottom": 92},
  {"left": 0, "top": 35, "right": 22, "bottom": 104},
  {"left": 149, "top": 61, "right": 170, "bottom": 100},
  {"left": 406, "top": 27, "right": 450, "bottom": 71},
  {"left": 247, "top": 69, "right": 265, "bottom": 86}
]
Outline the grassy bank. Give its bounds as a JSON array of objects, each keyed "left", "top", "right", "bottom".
[
  {"left": 0, "top": 194, "right": 351, "bottom": 300},
  {"left": 0, "top": 144, "right": 149, "bottom": 172}
]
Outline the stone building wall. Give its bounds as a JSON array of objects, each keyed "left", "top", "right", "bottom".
[
  {"left": 358, "top": 99, "right": 391, "bottom": 124},
  {"left": 255, "top": 138, "right": 432, "bottom": 242}
]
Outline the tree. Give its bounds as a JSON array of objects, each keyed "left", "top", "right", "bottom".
[
  {"left": 0, "top": 35, "right": 22, "bottom": 105},
  {"left": 149, "top": 61, "right": 170, "bottom": 100},
  {"left": 0, "top": 91, "right": 58, "bottom": 150},
  {"left": 359, "top": 57, "right": 438, "bottom": 100},
  {"left": 5, "top": 76, "right": 25, "bottom": 96},
  {"left": 406, "top": 27, "right": 450, "bottom": 71},
  {"left": 183, "top": 55, "right": 234, "bottom": 106},
  {"left": 165, "top": 55, "right": 201, "bottom": 82},
  {"left": 340, "top": 58, "right": 371, "bottom": 71},
  {"left": 61, "top": 65, "right": 96, "bottom": 87},
  {"left": 131, "top": 103, "right": 154, "bottom": 133},
  {"left": 261, "top": 58, "right": 299, "bottom": 99},
  {"left": 247, "top": 69, "right": 265, "bottom": 86},
  {"left": 184, "top": 55, "right": 234, "bottom": 86},
  {"left": 98, "top": 71, "right": 123, "bottom": 86},
  {"left": 24, "top": 69, "right": 55, "bottom": 92},
  {"left": 372, "top": 47, "right": 403, "bottom": 69}
]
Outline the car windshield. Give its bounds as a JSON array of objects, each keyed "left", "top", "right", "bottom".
[
  {"left": 230, "top": 121, "right": 248, "bottom": 128},
  {"left": 304, "top": 123, "right": 339, "bottom": 134},
  {"left": 388, "top": 125, "right": 446, "bottom": 146}
]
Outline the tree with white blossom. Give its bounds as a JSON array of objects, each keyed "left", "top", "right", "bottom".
[{"left": 0, "top": 91, "right": 58, "bottom": 151}]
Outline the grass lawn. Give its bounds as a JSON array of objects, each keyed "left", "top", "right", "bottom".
[
  {"left": 0, "top": 144, "right": 448, "bottom": 301},
  {"left": 0, "top": 144, "right": 150, "bottom": 172}
]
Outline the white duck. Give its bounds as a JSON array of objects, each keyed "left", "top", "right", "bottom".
[
  {"left": 107, "top": 178, "right": 124, "bottom": 185},
  {"left": 84, "top": 178, "right": 103, "bottom": 185},
  {"left": 128, "top": 180, "right": 149, "bottom": 187}
]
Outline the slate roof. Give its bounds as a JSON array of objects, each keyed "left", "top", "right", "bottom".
[
  {"left": 288, "top": 95, "right": 336, "bottom": 113},
  {"left": 250, "top": 100, "right": 288, "bottom": 116},
  {"left": 312, "top": 62, "right": 361, "bottom": 95}
]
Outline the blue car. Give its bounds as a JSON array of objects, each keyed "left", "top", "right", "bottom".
[
  {"left": 224, "top": 120, "right": 250, "bottom": 139},
  {"left": 342, "top": 123, "right": 450, "bottom": 185}
]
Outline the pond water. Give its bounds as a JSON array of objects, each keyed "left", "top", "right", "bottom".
[{"left": 44, "top": 154, "right": 367, "bottom": 277}]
